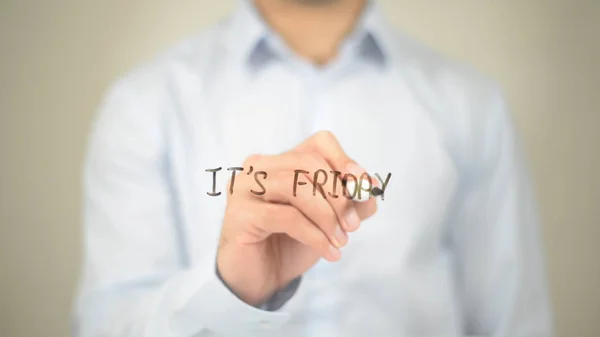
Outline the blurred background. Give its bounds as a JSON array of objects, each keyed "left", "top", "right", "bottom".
[{"left": 0, "top": 0, "right": 598, "bottom": 336}]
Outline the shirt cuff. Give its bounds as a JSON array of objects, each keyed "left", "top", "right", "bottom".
[
  {"left": 216, "top": 265, "right": 302, "bottom": 312},
  {"left": 259, "top": 276, "right": 302, "bottom": 311},
  {"left": 172, "top": 266, "right": 298, "bottom": 336}
]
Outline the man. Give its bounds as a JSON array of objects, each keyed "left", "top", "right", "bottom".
[{"left": 73, "top": 0, "right": 553, "bottom": 336}]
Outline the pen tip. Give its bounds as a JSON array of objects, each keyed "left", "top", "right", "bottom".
[{"left": 371, "top": 187, "right": 383, "bottom": 197}]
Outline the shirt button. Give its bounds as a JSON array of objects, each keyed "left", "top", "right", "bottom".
[{"left": 259, "top": 320, "right": 272, "bottom": 329}]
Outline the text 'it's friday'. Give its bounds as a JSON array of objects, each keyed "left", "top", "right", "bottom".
[{"left": 205, "top": 167, "right": 392, "bottom": 200}]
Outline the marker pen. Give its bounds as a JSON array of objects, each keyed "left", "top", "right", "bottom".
[{"left": 343, "top": 178, "right": 383, "bottom": 202}]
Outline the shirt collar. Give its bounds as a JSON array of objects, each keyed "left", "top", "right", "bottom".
[{"left": 227, "top": 0, "right": 394, "bottom": 72}]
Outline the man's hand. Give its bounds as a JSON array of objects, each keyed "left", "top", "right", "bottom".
[{"left": 216, "top": 131, "right": 378, "bottom": 306}]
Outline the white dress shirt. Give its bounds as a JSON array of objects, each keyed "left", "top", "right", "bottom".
[{"left": 73, "top": 1, "right": 553, "bottom": 336}]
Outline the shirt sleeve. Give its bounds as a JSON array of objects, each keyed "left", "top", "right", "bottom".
[
  {"left": 216, "top": 267, "right": 302, "bottom": 312},
  {"left": 72, "top": 76, "right": 297, "bottom": 337},
  {"left": 448, "top": 89, "right": 554, "bottom": 336}
]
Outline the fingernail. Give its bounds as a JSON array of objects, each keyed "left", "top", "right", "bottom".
[
  {"left": 329, "top": 244, "right": 342, "bottom": 261},
  {"left": 333, "top": 225, "right": 347, "bottom": 248},
  {"left": 345, "top": 208, "right": 361, "bottom": 231}
]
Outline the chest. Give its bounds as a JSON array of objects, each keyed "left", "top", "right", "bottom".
[{"left": 176, "top": 71, "right": 459, "bottom": 275}]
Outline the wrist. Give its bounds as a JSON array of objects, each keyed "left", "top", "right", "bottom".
[{"left": 216, "top": 247, "right": 275, "bottom": 307}]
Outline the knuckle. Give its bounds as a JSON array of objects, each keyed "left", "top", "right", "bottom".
[
  {"left": 312, "top": 207, "right": 337, "bottom": 233},
  {"left": 262, "top": 194, "right": 276, "bottom": 204},
  {"left": 297, "top": 152, "right": 324, "bottom": 169},
  {"left": 316, "top": 235, "right": 331, "bottom": 252},
  {"left": 243, "top": 153, "right": 262, "bottom": 166},
  {"left": 266, "top": 172, "right": 287, "bottom": 196},
  {"left": 315, "top": 130, "right": 336, "bottom": 142},
  {"left": 322, "top": 210, "right": 338, "bottom": 232},
  {"left": 309, "top": 152, "right": 326, "bottom": 165},
  {"left": 270, "top": 174, "right": 300, "bottom": 202},
  {"left": 293, "top": 152, "right": 309, "bottom": 162}
]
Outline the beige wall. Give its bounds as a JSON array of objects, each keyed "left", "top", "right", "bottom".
[{"left": 1, "top": 1, "right": 598, "bottom": 336}]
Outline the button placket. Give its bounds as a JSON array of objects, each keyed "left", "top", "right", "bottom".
[{"left": 304, "top": 70, "right": 342, "bottom": 337}]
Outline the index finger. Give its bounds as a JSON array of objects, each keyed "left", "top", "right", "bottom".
[
  {"left": 296, "top": 130, "right": 379, "bottom": 204},
  {"left": 295, "top": 130, "right": 379, "bottom": 230},
  {"left": 295, "top": 130, "right": 361, "bottom": 175}
]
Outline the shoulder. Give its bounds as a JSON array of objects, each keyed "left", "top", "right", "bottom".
[
  {"left": 385, "top": 28, "right": 511, "bottom": 167},
  {"left": 387, "top": 29, "right": 503, "bottom": 117},
  {"left": 94, "top": 16, "right": 234, "bottom": 123},
  {"left": 89, "top": 19, "right": 231, "bottom": 156},
  {"left": 103, "top": 18, "right": 230, "bottom": 104}
]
